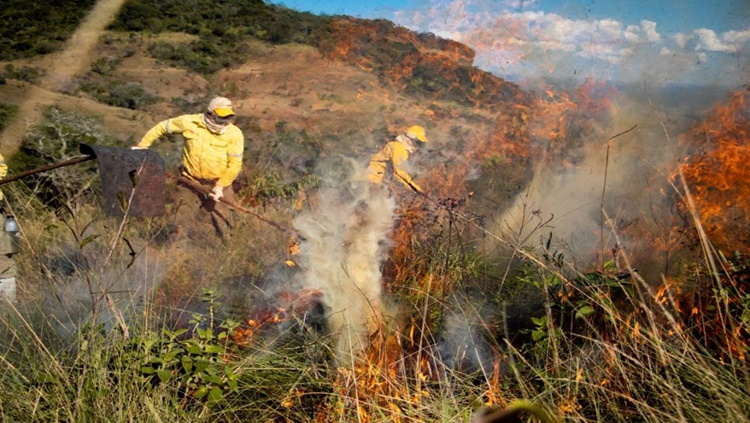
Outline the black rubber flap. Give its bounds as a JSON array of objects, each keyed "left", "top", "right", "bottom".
[{"left": 80, "top": 144, "right": 166, "bottom": 217}]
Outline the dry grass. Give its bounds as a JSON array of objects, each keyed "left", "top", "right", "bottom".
[
  {"left": 0, "top": 13, "right": 748, "bottom": 422},
  {"left": 1, "top": 189, "right": 749, "bottom": 422}
]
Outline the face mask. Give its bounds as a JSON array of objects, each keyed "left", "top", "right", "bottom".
[
  {"left": 203, "top": 112, "right": 233, "bottom": 134},
  {"left": 398, "top": 134, "right": 418, "bottom": 153},
  {"left": 213, "top": 113, "right": 234, "bottom": 125}
]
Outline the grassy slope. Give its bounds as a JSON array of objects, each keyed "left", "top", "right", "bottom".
[
  {"left": 0, "top": 7, "right": 538, "bottom": 419},
  {"left": 1, "top": 3, "right": 749, "bottom": 423},
  {"left": 0, "top": 0, "right": 534, "bottom": 341}
]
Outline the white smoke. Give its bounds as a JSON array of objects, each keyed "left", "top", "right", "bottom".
[
  {"left": 439, "top": 298, "right": 495, "bottom": 377},
  {"left": 38, "top": 240, "right": 165, "bottom": 339},
  {"left": 293, "top": 157, "right": 396, "bottom": 365},
  {"left": 488, "top": 89, "right": 685, "bottom": 270}
]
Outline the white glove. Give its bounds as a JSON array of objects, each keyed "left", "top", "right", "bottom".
[
  {"left": 130, "top": 146, "right": 146, "bottom": 150},
  {"left": 208, "top": 185, "right": 224, "bottom": 201}
]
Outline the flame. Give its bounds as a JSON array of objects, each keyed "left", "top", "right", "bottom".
[
  {"left": 315, "top": 326, "right": 414, "bottom": 422},
  {"left": 674, "top": 88, "right": 750, "bottom": 253},
  {"left": 230, "top": 288, "right": 323, "bottom": 347}
]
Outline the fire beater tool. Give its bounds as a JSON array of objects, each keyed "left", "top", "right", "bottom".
[
  {"left": 0, "top": 144, "right": 294, "bottom": 232},
  {"left": 0, "top": 144, "right": 166, "bottom": 216},
  {"left": 176, "top": 176, "right": 294, "bottom": 235}
]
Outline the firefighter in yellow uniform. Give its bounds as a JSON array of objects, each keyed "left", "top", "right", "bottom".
[
  {"left": 0, "top": 154, "right": 6, "bottom": 201},
  {"left": 0, "top": 153, "right": 17, "bottom": 303},
  {"left": 366, "top": 125, "right": 429, "bottom": 193},
  {"left": 132, "top": 96, "right": 244, "bottom": 240}
]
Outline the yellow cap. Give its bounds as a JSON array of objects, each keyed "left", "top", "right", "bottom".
[
  {"left": 406, "top": 125, "right": 428, "bottom": 142},
  {"left": 207, "top": 96, "right": 235, "bottom": 117}
]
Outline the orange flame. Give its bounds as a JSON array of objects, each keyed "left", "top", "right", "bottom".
[{"left": 674, "top": 88, "right": 750, "bottom": 253}]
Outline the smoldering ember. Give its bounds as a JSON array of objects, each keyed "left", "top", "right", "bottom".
[{"left": 0, "top": 1, "right": 748, "bottom": 422}]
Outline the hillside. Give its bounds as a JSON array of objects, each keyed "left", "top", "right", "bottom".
[
  {"left": 0, "top": 0, "right": 543, "bottom": 341},
  {"left": 0, "top": 0, "right": 720, "bottom": 314},
  {"left": 0, "top": 0, "right": 538, "bottom": 225},
  {"left": 2, "top": 2, "right": 749, "bottom": 422}
]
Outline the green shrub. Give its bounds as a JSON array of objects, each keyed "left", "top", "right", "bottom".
[
  {"left": 147, "top": 40, "right": 223, "bottom": 75},
  {"left": 109, "top": 0, "right": 333, "bottom": 74},
  {"left": 0, "top": 0, "right": 97, "bottom": 59},
  {"left": 79, "top": 78, "right": 159, "bottom": 110},
  {"left": 239, "top": 171, "right": 320, "bottom": 201},
  {"left": 2, "top": 63, "right": 45, "bottom": 83},
  {"left": 110, "top": 0, "right": 330, "bottom": 46},
  {"left": 90, "top": 56, "right": 124, "bottom": 76},
  {"left": 12, "top": 106, "right": 119, "bottom": 211},
  {"left": 0, "top": 102, "right": 18, "bottom": 131}
]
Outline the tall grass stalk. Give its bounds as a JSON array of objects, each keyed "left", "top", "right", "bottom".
[{"left": 1, "top": 171, "right": 749, "bottom": 422}]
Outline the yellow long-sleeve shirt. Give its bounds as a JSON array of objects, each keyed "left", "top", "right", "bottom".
[
  {"left": 137, "top": 114, "right": 244, "bottom": 187},
  {"left": 366, "top": 139, "right": 422, "bottom": 193},
  {"left": 0, "top": 153, "right": 7, "bottom": 201}
]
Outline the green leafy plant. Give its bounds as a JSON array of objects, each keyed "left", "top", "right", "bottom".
[
  {"left": 240, "top": 170, "right": 320, "bottom": 201},
  {"left": 132, "top": 289, "right": 240, "bottom": 406}
]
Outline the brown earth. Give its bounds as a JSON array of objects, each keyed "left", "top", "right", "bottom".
[
  {"left": 0, "top": 7, "right": 534, "bottom": 226},
  {"left": 0, "top": 28, "right": 501, "bottom": 170}
]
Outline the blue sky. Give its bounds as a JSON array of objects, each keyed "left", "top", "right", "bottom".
[{"left": 271, "top": 0, "right": 750, "bottom": 87}]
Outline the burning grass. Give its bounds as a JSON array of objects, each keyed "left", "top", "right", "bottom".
[
  {"left": 674, "top": 87, "right": 750, "bottom": 254},
  {"left": 2, "top": 2, "right": 749, "bottom": 418},
  {"left": 1, "top": 49, "right": 750, "bottom": 421},
  {"left": 0, "top": 185, "right": 749, "bottom": 422}
]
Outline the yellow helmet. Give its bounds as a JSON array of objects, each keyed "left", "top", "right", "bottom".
[{"left": 405, "top": 125, "right": 429, "bottom": 142}]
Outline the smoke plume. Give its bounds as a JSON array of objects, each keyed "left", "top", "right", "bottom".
[
  {"left": 488, "top": 88, "right": 697, "bottom": 274},
  {"left": 293, "top": 157, "right": 396, "bottom": 365}
]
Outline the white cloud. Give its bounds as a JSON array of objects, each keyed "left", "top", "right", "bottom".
[
  {"left": 723, "top": 29, "right": 750, "bottom": 45},
  {"left": 641, "top": 20, "right": 660, "bottom": 43},
  {"left": 624, "top": 25, "right": 641, "bottom": 43},
  {"left": 596, "top": 19, "right": 624, "bottom": 40},
  {"left": 622, "top": 21, "right": 660, "bottom": 45},
  {"left": 393, "top": 1, "right": 750, "bottom": 85},
  {"left": 537, "top": 39, "right": 576, "bottom": 52},
  {"left": 580, "top": 41, "right": 620, "bottom": 57},
  {"left": 506, "top": 0, "right": 539, "bottom": 9},
  {"left": 694, "top": 28, "right": 737, "bottom": 52},
  {"left": 402, "top": 7, "right": 654, "bottom": 61},
  {"left": 673, "top": 32, "right": 692, "bottom": 49}
]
